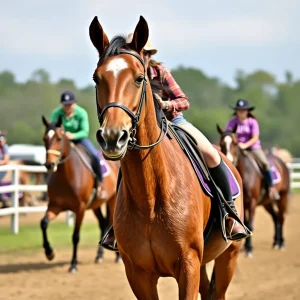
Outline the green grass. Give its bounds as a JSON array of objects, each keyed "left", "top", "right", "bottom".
[{"left": 0, "top": 221, "right": 100, "bottom": 255}]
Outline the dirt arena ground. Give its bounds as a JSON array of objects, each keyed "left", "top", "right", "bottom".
[{"left": 1, "top": 194, "right": 300, "bottom": 300}]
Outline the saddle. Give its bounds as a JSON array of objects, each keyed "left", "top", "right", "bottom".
[{"left": 241, "top": 150, "right": 281, "bottom": 186}]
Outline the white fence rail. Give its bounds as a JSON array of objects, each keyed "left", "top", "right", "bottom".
[
  {"left": 0, "top": 164, "right": 73, "bottom": 234},
  {"left": 1, "top": 160, "right": 300, "bottom": 234}
]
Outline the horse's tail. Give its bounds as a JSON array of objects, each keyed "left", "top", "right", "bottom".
[{"left": 208, "top": 265, "right": 216, "bottom": 300}]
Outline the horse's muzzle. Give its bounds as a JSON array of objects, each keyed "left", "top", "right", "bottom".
[
  {"left": 96, "top": 128, "right": 129, "bottom": 160},
  {"left": 44, "top": 162, "right": 57, "bottom": 172}
]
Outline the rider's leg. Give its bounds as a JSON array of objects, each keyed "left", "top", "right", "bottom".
[
  {"left": 74, "top": 138, "right": 107, "bottom": 199},
  {"left": 251, "top": 149, "right": 280, "bottom": 200},
  {"left": 173, "top": 116, "right": 248, "bottom": 241}
]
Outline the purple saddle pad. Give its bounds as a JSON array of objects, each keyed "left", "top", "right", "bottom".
[
  {"left": 191, "top": 160, "right": 240, "bottom": 200},
  {"left": 97, "top": 151, "right": 110, "bottom": 177},
  {"left": 0, "top": 181, "right": 23, "bottom": 200},
  {"left": 268, "top": 159, "right": 281, "bottom": 184}
]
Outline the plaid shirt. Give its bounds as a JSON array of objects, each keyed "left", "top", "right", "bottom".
[{"left": 149, "top": 64, "right": 189, "bottom": 120}]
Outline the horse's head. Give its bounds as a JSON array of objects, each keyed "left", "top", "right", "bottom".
[
  {"left": 42, "top": 115, "right": 65, "bottom": 172},
  {"left": 217, "top": 124, "right": 239, "bottom": 164},
  {"left": 89, "top": 16, "right": 151, "bottom": 160}
]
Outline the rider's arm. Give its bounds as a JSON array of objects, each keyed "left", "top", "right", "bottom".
[
  {"left": 0, "top": 145, "right": 10, "bottom": 165},
  {"left": 244, "top": 119, "right": 259, "bottom": 148},
  {"left": 50, "top": 108, "right": 62, "bottom": 123},
  {"left": 162, "top": 69, "right": 190, "bottom": 113},
  {"left": 72, "top": 109, "right": 89, "bottom": 140}
]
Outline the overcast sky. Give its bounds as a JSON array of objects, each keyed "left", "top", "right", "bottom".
[{"left": 0, "top": 0, "right": 298, "bottom": 87}]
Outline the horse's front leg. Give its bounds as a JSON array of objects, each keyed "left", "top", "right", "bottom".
[
  {"left": 69, "top": 205, "right": 85, "bottom": 273},
  {"left": 122, "top": 254, "right": 159, "bottom": 300},
  {"left": 40, "top": 206, "right": 61, "bottom": 260},
  {"left": 178, "top": 249, "right": 201, "bottom": 300}
]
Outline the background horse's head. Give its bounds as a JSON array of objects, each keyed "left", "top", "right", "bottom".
[
  {"left": 42, "top": 115, "right": 65, "bottom": 172},
  {"left": 89, "top": 16, "right": 151, "bottom": 160},
  {"left": 217, "top": 124, "right": 239, "bottom": 164}
]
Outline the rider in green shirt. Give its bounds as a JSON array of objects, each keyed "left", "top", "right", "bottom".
[{"left": 50, "top": 91, "right": 107, "bottom": 199}]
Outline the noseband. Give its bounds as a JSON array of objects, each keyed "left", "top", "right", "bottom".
[{"left": 95, "top": 49, "right": 168, "bottom": 150}]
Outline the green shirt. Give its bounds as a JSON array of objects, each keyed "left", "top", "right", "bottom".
[{"left": 50, "top": 105, "right": 89, "bottom": 140}]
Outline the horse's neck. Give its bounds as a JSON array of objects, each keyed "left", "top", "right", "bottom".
[{"left": 121, "top": 95, "right": 169, "bottom": 213}]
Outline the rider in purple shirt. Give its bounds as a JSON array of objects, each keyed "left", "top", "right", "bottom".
[{"left": 226, "top": 99, "right": 279, "bottom": 200}]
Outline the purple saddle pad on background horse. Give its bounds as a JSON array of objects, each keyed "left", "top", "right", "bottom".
[
  {"left": 268, "top": 158, "right": 281, "bottom": 184},
  {"left": 0, "top": 181, "right": 23, "bottom": 200},
  {"left": 97, "top": 151, "right": 110, "bottom": 177}
]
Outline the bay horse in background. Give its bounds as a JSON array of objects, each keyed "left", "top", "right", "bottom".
[
  {"left": 89, "top": 15, "right": 244, "bottom": 299},
  {"left": 40, "top": 116, "right": 120, "bottom": 272},
  {"left": 217, "top": 124, "right": 290, "bottom": 257}
]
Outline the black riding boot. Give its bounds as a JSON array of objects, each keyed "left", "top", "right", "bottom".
[
  {"left": 264, "top": 170, "right": 280, "bottom": 200},
  {"left": 92, "top": 157, "right": 107, "bottom": 199},
  {"left": 99, "top": 169, "right": 122, "bottom": 251},
  {"left": 209, "top": 159, "right": 249, "bottom": 241}
]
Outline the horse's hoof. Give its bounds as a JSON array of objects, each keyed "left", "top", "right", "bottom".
[
  {"left": 95, "top": 257, "right": 103, "bottom": 264},
  {"left": 115, "top": 257, "right": 122, "bottom": 264},
  {"left": 280, "top": 246, "right": 286, "bottom": 251},
  {"left": 245, "top": 251, "right": 253, "bottom": 258},
  {"left": 68, "top": 266, "right": 77, "bottom": 273},
  {"left": 46, "top": 250, "right": 55, "bottom": 261},
  {"left": 273, "top": 244, "right": 279, "bottom": 250}
]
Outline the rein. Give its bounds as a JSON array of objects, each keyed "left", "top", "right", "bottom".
[{"left": 95, "top": 49, "right": 168, "bottom": 150}]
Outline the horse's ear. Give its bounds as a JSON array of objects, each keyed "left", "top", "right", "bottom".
[
  {"left": 42, "top": 115, "right": 48, "bottom": 127},
  {"left": 216, "top": 124, "right": 223, "bottom": 135},
  {"left": 232, "top": 124, "right": 238, "bottom": 133},
  {"left": 89, "top": 16, "right": 109, "bottom": 56},
  {"left": 56, "top": 115, "right": 63, "bottom": 128},
  {"left": 129, "top": 16, "right": 149, "bottom": 54}
]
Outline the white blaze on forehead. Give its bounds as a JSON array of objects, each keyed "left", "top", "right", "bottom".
[
  {"left": 47, "top": 129, "right": 55, "bottom": 139},
  {"left": 224, "top": 135, "right": 234, "bottom": 162},
  {"left": 106, "top": 58, "right": 128, "bottom": 78}
]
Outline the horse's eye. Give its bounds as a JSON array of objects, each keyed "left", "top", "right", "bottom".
[{"left": 135, "top": 76, "right": 144, "bottom": 85}]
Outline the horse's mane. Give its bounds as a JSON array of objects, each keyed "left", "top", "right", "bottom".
[{"left": 100, "top": 35, "right": 130, "bottom": 63}]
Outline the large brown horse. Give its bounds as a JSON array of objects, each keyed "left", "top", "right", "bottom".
[
  {"left": 89, "top": 16, "right": 244, "bottom": 299},
  {"left": 40, "top": 116, "right": 120, "bottom": 272},
  {"left": 217, "top": 124, "right": 290, "bottom": 257}
]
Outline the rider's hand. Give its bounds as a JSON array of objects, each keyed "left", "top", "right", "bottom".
[
  {"left": 153, "top": 93, "right": 167, "bottom": 110},
  {"left": 65, "top": 132, "right": 74, "bottom": 140},
  {"left": 238, "top": 142, "right": 248, "bottom": 150}
]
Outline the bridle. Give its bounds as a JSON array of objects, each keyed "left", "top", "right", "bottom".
[{"left": 95, "top": 49, "right": 168, "bottom": 150}]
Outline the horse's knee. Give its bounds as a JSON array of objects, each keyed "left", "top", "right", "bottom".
[
  {"left": 72, "top": 232, "right": 80, "bottom": 245},
  {"left": 40, "top": 215, "right": 49, "bottom": 230}
]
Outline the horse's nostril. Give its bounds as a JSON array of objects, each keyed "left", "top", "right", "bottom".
[
  {"left": 117, "top": 130, "right": 129, "bottom": 148},
  {"left": 96, "top": 128, "right": 108, "bottom": 150}
]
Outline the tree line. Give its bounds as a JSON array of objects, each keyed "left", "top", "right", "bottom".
[{"left": 1, "top": 67, "right": 298, "bottom": 155}]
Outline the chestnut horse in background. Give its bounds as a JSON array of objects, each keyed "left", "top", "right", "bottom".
[
  {"left": 89, "top": 15, "right": 243, "bottom": 299},
  {"left": 217, "top": 124, "right": 290, "bottom": 257},
  {"left": 40, "top": 116, "right": 120, "bottom": 272}
]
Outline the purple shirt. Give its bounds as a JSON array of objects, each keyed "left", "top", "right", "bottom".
[
  {"left": 0, "top": 144, "right": 8, "bottom": 160},
  {"left": 226, "top": 117, "right": 261, "bottom": 150}
]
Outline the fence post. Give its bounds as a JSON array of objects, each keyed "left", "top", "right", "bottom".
[{"left": 11, "top": 167, "right": 19, "bottom": 234}]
